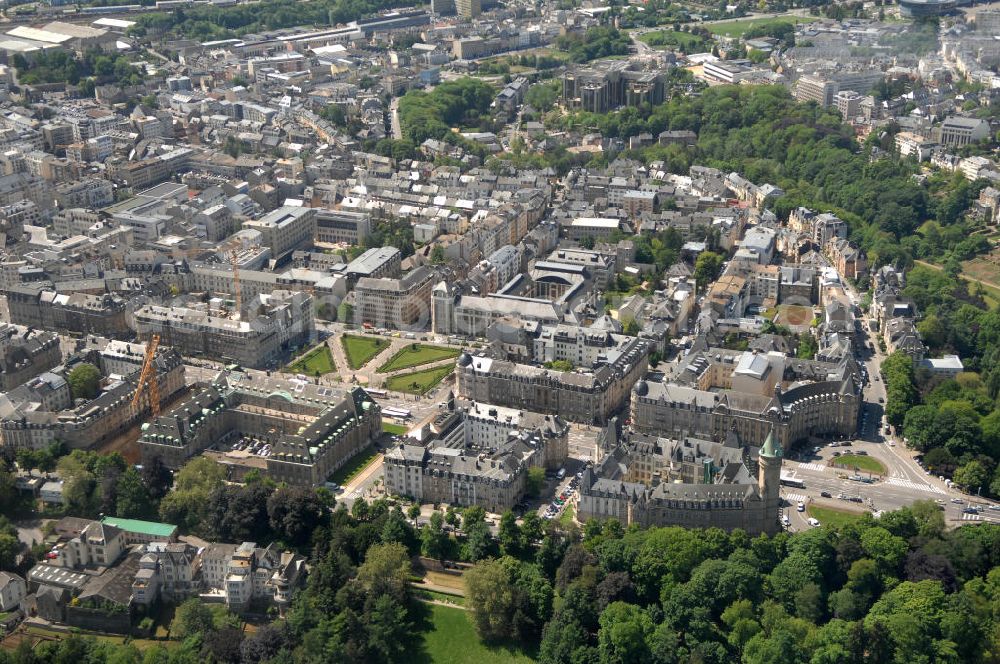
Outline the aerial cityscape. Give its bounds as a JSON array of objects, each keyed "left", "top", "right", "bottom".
[{"left": 0, "top": 0, "right": 998, "bottom": 659}]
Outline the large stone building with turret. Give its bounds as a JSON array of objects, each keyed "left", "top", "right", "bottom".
[
  {"left": 577, "top": 425, "right": 783, "bottom": 535},
  {"left": 630, "top": 343, "right": 861, "bottom": 450}
]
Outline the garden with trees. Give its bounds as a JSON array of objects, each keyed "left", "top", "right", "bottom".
[{"left": 5, "top": 496, "right": 1000, "bottom": 664}]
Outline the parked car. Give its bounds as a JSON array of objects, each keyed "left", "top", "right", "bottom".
[{"left": 807, "top": 518, "right": 821, "bottom": 527}]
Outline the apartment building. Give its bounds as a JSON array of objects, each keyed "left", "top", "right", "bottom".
[
  {"left": 384, "top": 401, "right": 568, "bottom": 512},
  {"left": 937, "top": 116, "right": 991, "bottom": 147},
  {"left": 0, "top": 341, "right": 185, "bottom": 450},
  {"left": 795, "top": 74, "right": 838, "bottom": 107},
  {"left": 243, "top": 206, "right": 316, "bottom": 261},
  {"left": 456, "top": 333, "right": 650, "bottom": 425},
  {"left": 6, "top": 286, "right": 131, "bottom": 338},
  {"left": 354, "top": 265, "right": 434, "bottom": 330},
  {"left": 631, "top": 347, "right": 861, "bottom": 451},
  {"left": 133, "top": 290, "right": 314, "bottom": 368},
  {"left": 314, "top": 209, "right": 371, "bottom": 245}
]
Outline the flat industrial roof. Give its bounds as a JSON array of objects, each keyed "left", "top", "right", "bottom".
[{"left": 7, "top": 26, "right": 72, "bottom": 44}]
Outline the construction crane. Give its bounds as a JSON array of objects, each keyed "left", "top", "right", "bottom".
[
  {"left": 131, "top": 334, "right": 161, "bottom": 418},
  {"left": 230, "top": 249, "right": 242, "bottom": 320}
]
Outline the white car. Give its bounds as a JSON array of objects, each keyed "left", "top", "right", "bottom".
[
  {"left": 807, "top": 518, "right": 821, "bottom": 527},
  {"left": 797, "top": 502, "right": 805, "bottom": 512}
]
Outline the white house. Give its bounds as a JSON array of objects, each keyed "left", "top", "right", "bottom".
[{"left": 0, "top": 572, "right": 26, "bottom": 612}]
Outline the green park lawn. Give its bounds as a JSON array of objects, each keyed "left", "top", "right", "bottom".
[
  {"left": 287, "top": 345, "right": 336, "bottom": 376},
  {"left": 707, "top": 15, "right": 809, "bottom": 38},
  {"left": 386, "top": 366, "right": 454, "bottom": 395},
  {"left": 807, "top": 504, "right": 866, "bottom": 529},
  {"left": 834, "top": 454, "right": 887, "bottom": 475},
  {"left": 377, "top": 343, "right": 461, "bottom": 373},
  {"left": 383, "top": 422, "right": 408, "bottom": 436},
  {"left": 328, "top": 446, "right": 380, "bottom": 485},
  {"left": 342, "top": 334, "right": 390, "bottom": 369},
  {"left": 420, "top": 604, "right": 536, "bottom": 664}
]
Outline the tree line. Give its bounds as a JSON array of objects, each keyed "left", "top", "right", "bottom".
[{"left": 11, "top": 498, "right": 1000, "bottom": 664}]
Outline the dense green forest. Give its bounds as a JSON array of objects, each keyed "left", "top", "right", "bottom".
[
  {"left": 397, "top": 78, "right": 496, "bottom": 146},
  {"left": 4, "top": 497, "right": 1000, "bottom": 664},
  {"left": 554, "top": 27, "right": 631, "bottom": 63},
  {"left": 129, "top": 0, "right": 418, "bottom": 41},
  {"left": 13, "top": 49, "right": 144, "bottom": 89}
]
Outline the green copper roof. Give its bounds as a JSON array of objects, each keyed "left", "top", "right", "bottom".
[
  {"left": 101, "top": 517, "right": 177, "bottom": 538},
  {"left": 761, "top": 428, "right": 782, "bottom": 459}
]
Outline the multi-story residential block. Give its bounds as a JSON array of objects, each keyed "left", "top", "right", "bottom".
[
  {"left": 0, "top": 340, "right": 184, "bottom": 451},
  {"left": 826, "top": 238, "right": 867, "bottom": 280},
  {"left": 133, "top": 290, "right": 314, "bottom": 368},
  {"left": 456, "top": 327, "right": 650, "bottom": 424},
  {"left": 6, "top": 286, "right": 131, "bottom": 338},
  {"left": 354, "top": 265, "right": 434, "bottom": 330},
  {"left": 631, "top": 346, "right": 861, "bottom": 451},
  {"left": 243, "top": 206, "right": 316, "bottom": 262},
  {"left": 895, "top": 131, "right": 936, "bottom": 161},
  {"left": 0, "top": 324, "right": 62, "bottom": 391},
  {"left": 795, "top": 74, "right": 838, "bottom": 107},
  {"left": 314, "top": 209, "right": 371, "bottom": 245},
  {"left": 937, "top": 116, "right": 991, "bottom": 147},
  {"left": 384, "top": 401, "right": 568, "bottom": 512}
]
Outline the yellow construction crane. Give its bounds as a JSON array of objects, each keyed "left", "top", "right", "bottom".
[
  {"left": 132, "top": 334, "right": 161, "bottom": 418},
  {"left": 230, "top": 249, "right": 242, "bottom": 320}
]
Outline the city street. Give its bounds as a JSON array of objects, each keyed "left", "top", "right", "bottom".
[{"left": 780, "top": 281, "right": 996, "bottom": 530}]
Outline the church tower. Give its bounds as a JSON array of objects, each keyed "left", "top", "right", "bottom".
[{"left": 758, "top": 427, "right": 783, "bottom": 534}]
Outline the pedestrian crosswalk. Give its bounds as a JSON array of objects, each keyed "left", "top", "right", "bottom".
[
  {"left": 961, "top": 512, "right": 982, "bottom": 521},
  {"left": 783, "top": 493, "right": 807, "bottom": 503},
  {"left": 885, "top": 477, "right": 946, "bottom": 494},
  {"left": 797, "top": 463, "right": 826, "bottom": 472}
]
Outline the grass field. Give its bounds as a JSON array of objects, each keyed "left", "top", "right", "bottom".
[
  {"left": 834, "top": 454, "right": 886, "bottom": 475},
  {"left": 287, "top": 345, "right": 336, "bottom": 376},
  {"left": 329, "top": 445, "right": 380, "bottom": 485},
  {"left": 16, "top": 625, "right": 171, "bottom": 652},
  {"left": 342, "top": 334, "right": 390, "bottom": 369},
  {"left": 707, "top": 15, "right": 810, "bottom": 37},
  {"left": 807, "top": 504, "right": 866, "bottom": 529},
  {"left": 386, "top": 366, "right": 454, "bottom": 395},
  {"left": 960, "top": 257, "right": 1000, "bottom": 309},
  {"left": 424, "top": 570, "right": 466, "bottom": 592},
  {"left": 383, "top": 422, "right": 408, "bottom": 436},
  {"left": 377, "top": 344, "right": 460, "bottom": 373},
  {"left": 420, "top": 604, "right": 536, "bottom": 664}
]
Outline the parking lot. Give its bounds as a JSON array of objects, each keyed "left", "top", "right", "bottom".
[{"left": 224, "top": 435, "right": 274, "bottom": 459}]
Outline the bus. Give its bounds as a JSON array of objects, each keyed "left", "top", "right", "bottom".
[
  {"left": 365, "top": 388, "right": 388, "bottom": 399},
  {"left": 779, "top": 474, "right": 805, "bottom": 489},
  {"left": 382, "top": 407, "right": 412, "bottom": 419}
]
